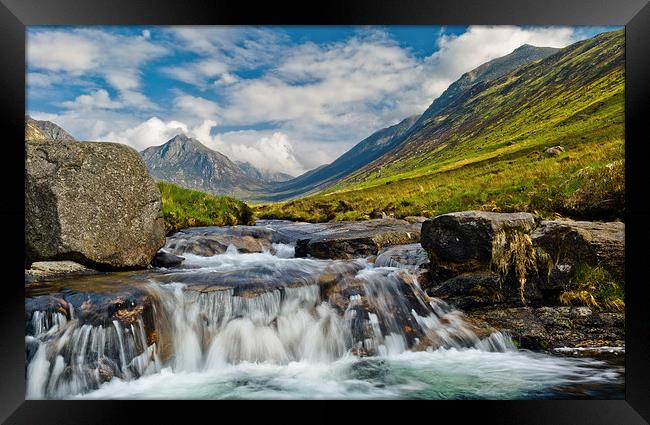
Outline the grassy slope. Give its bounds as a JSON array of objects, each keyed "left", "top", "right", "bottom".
[
  {"left": 159, "top": 182, "right": 254, "bottom": 234},
  {"left": 254, "top": 30, "right": 624, "bottom": 223}
]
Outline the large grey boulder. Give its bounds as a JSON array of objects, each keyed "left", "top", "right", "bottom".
[{"left": 26, "top": 140, "right": 166, "bottom": 270}]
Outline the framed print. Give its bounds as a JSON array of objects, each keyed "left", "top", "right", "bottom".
[{"left": 1, "top": 0, "right": 649, "bottom": 423}]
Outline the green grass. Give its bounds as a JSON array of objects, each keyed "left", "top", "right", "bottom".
[
  {"left": 253, "top": 30, "right": 624, "bottom": 224},
  {"left": 158, "top": 182, "right": 254, "bottom": 234},
  {"left": 559, "top": 264, "right": 625, "bottom": 312}
]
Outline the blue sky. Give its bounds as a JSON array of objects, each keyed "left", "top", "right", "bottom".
[{"left": 27, "top": 25, "right": 618, "bottom": 175}]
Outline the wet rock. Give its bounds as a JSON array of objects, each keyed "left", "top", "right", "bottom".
[
  {"left": 403, "top": 216, "right": 428, "bottom": 224},
  {"left": 25, "top": 273, "right": 157, "bottom": 330},
  {"left": 532, "top": 220, "right": 624, "bottom": 280},
  {"left": 152, "top": 251, "right": 185, "bottom": 268},
  {"left": 467, "top": 306, "right": 624, "bottom": 352},
  {"left": 375, "top": 243, "right": 429, "bottom": 270},
  {"left": 421, "top": 211, "right": 540, "bottom": 306},
  {"left": 165, "top": 225, "right": 273, "bottom": 256},
  {"left": 25, "top": 140, "right": 166, "bottom": 270},
  {"left": 430, "top": 271, "right": 501, "bottom": 310},
  {"left": 25, "top": 261, "right": 97, "bottom": 284},
  {"left": 370, "top": 211, "right": 387, "bottom": 219},
  {"left": 292, "top": 218, "right": 421, "bottom": 260},
  {"left": 421, "top": 211, "right": 536, "bottom": 268}
]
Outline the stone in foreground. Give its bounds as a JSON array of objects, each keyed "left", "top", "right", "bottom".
[
  {"left": 25, "top": 261, "right": 96, "bottom": 283},
  {"left": 25, "top": 140, "right": 166, "bottom": 270},
  {"left": 421, "top": 211, "right": 536, "bottom": 269}
]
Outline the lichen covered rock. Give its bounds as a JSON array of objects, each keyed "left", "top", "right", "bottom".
[{"left": 26, "top": 140, "right": 166, "bottom": 270}]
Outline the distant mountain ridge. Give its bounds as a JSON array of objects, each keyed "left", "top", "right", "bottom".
[
  {"left": 235, "top": 161, "right": 294, "bottom": 183},
  {"left": 257, "top": 115, "right": 420, "bottom": 201},
  {"left": 25, "top": 115, "right": 76, "bottom": 141},
  {"left": 140, "top": 134, "right": 264, "bottom": 198},
  {"left": 257, "top": 44, "right": 560, "bottom": 202}
]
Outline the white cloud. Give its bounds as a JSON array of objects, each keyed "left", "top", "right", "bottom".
[
  {"left": 423, "top": 25, "right": 578, "bottom": 99},
  {"left": 62, "top": 89, "right": 123, "bottom": 110},
  {"left": 103, "top": 117, "right": 189, "bottom": 151},
  {"left": 162, "top": 27, "right": 288, "bottom": 88},
  {"left": 173, "top": 94, "right": 221, "bottom": 121},
  {"left": 28, "top": 28, "right": 169, "bottom": 110},
  {"left": 28, "top": 32, "right": 99, "bottom": 73},
  {"left": 27, "top": 72, "right": 63, "bottom": 88},
  {"left": 209, "top": 131, "right": 306, "bottom": 176}
]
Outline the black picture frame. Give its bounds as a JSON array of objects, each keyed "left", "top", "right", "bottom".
[{"left": 2, "top": 0, "right": 649, "bottom": 423}]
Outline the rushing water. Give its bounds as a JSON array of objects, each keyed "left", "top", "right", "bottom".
[{"left": 25, "top": 241, "right": 624, "bottom": 399}]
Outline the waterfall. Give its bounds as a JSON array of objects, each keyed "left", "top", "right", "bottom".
[
  {"left": 26, "top": 306, "right": 160, "bottom": 399},
  {"left": 26, "top": 244, "right": 617, "bottom": 400}
]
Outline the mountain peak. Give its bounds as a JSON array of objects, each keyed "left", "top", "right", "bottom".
[
  {"left": 140, "top": 133, "right": 263, "bottom": 197},
  {"left": 25, "top": 116, "right": 76, "bottom": 141},
  {"left": 514, "top": 43, "right": 535, "bottom": 51},
  {"left": 169, "top": 133, "right": 197, "bottom": 144}
]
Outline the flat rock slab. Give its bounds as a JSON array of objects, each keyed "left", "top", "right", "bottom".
[
  {"left": 25, "top": 261, "right": 97, "bottom": 283},
  {"left": 25, "top": 271, "right": 157, "bottom": 329},
  {"left": 264, "top": 218, "right": 421, "bottom": 259},
  {"left": 165, "top": 225, "right": 274, "bottom": 256},
  {"left": 467, "top": 306, "right": 624, "bottom": 352}
]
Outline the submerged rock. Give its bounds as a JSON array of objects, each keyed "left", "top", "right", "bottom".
[{"left": 25, "top": 140, "right": 166, "bottom": 270}]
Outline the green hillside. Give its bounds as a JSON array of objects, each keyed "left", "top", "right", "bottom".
[
  {"left": 254, "top": 29, "right": 624, "bottom": 223},
  {"left": 159, "top": 182, "right": 255, "bottom": 234}
]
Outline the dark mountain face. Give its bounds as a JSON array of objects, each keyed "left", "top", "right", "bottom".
[
  {"left": 140, "top": 134, "right": 263, "bottom": 197},
  {"left": 405, "top": 45, "right": 560, "bottom": 140},
  {"left": 256, "top": 115, "right": 419, "bottom": 201},
  {"left": 25, "top": 115, "right": 76, "bottom": 141},
  {"left": 256, "top": 45, "right": 559, "bottom": 202},
  {"left": 235, "top": 161, "right": 294, "bottom": 183}
]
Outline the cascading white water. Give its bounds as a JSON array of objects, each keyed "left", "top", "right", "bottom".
[
  {"left": 25, "top": 243, "right": 623, "bottom": 399},
  {"left": 26, "top": 307, "right": 160, "bottom": 399}
]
